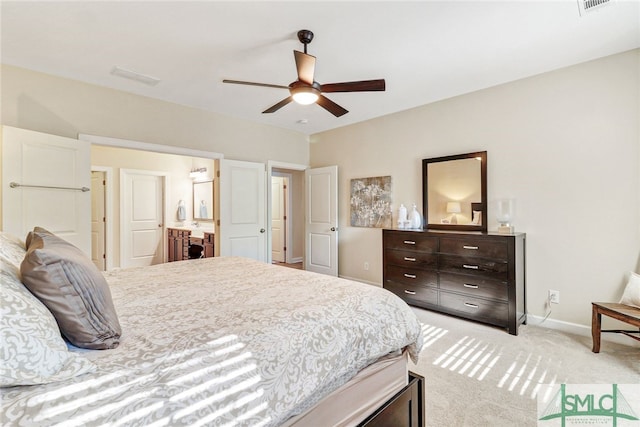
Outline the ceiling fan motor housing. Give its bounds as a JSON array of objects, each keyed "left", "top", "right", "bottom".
[{"left": 297, "top": 30, "right": 314, "bottom": 46}]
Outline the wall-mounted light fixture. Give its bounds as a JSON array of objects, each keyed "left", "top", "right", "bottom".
[{"left": 189, "top": 167, "right": 208, "bottom": 180}]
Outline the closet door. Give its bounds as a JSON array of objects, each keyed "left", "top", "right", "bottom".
[{"left": 2, "top": 126, "right": 91, "bottom": 255}]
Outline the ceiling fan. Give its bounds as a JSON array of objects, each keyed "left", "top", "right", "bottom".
[{"left": 223, "top": 30, "right": 386, "bottom": 117}]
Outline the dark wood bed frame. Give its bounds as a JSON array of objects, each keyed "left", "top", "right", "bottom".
[{"left": 358, "top": 371, "right": 425, "bottom": 427}]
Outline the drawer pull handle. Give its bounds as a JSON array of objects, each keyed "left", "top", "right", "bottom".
[
  {"left": 463, "top": 245, "right": 479, "bottom": 250},
  {"left": 404, "top": 290, "right": 417, "bottom": 295},
  {"left": 403, "top": 240, "right": 416, "bottom": 245},
  {"left": 404, "top": 273, "right": 417, "bottom": 279},
  {"left": 463, "top": 264, "right": 479, "bottom": 270},
  {"left": 464, "top": 302, "right": 479, "bottom": 309},
  {"left": 463, "top": 283, "right": 479, "bottom": 289},
  {"left": 404, "top": 257, "right": 416, "bottom": 262}
]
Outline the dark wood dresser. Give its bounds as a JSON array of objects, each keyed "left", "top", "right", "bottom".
[{"left": 383, "top": 229, "right": 526, "bottom": 335}]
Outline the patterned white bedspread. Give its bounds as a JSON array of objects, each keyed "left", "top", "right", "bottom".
[{"left": 1, "top": 257, "right": 423, "bottom": 427}]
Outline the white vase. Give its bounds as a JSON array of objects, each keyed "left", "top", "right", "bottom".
[{"left": 410, "top": 204, "right": 422, "bottom": 229}]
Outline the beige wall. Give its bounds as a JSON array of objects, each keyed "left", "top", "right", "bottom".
[
  {"left": 310, "top": 49, "right": 640, "bottom": 328},
  {"left": 1, "top": 64, "right": 309, "bottom": 164}
]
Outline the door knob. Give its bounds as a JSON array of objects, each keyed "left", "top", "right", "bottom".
[
  {"left": 260, "top": 228, "right": 265, "bottom": 233},
  {"left": 330, "top": 227, "right": 336, "bottom": 231}
]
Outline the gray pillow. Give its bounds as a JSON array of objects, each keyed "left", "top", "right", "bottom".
[{"left": 20, "top": 227, "right": 121, "bottom": 349}]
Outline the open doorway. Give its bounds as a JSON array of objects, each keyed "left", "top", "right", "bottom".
[
  {"left": 270, "top": 166, "right": 305, "bottom": 269},
  {"left": 90, "top": 166, "right": 113, "bottom": 271}
]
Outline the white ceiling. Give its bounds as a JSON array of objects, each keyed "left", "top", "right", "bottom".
[{"left": 2, "top": 1, "right": 639, "bottom": 136}]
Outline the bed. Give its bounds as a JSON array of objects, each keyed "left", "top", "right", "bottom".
[{"left": 0, "top": 229, "right": 424, "bottom": 426}]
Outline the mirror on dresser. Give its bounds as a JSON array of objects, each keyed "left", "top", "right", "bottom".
[
  {"left": 422, "top": 151, "right": 487, "bottom": 232},
  {"left": 193, "top": 180, "right": 214, "bottom": 221}
]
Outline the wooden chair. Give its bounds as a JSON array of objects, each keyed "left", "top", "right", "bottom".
[{"left": 591, "top": 302, "right": 640, "bottom": 353}]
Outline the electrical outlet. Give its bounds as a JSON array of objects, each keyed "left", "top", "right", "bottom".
[
  {"left": 364, "top": 262, "right": 370, "bottom": 271},
  {"left": 549, "top": 290, "right": 560, "bottom": 304}
]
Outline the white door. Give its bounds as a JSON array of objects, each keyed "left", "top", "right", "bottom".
[
  {"left": 121, "top": 170, "right": 164, "bottom": 268},
  {"left": 2, "top": 126, "right": 91, "bottom": 255},
  {"left": 91, "top": 171, "right": 106, "bottom": 270},
  {"left": 219, "top": 159, "right": 266, "bottom": 261},
  {"left": 271, "top": 176, "right": 286, "bottom": 262},
  {"left": 305, "top": 166, "right": 338, "bottom": 276}
]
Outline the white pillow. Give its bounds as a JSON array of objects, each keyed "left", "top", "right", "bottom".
[
  {"left": 0, "top": 231, "right": 26, "bottom": 266},
  {"left": 619, "top": 271, "right": 640, "bottom": 309},
  {"left": 0, "top": 257, "right": 96, "bottom": 387}
]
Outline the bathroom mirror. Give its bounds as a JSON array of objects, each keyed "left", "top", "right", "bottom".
[
  {"left": 422, "top": 151, "right": 487, "bottom": 232},
  {"left": 193, "top": 180, "right": 214, "bottom": 221}
]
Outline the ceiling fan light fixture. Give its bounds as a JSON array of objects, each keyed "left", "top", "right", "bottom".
[{"left": 291, "top": 86, "right": 320, "bottom": 105}]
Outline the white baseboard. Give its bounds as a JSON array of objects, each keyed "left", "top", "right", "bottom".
[{"left": 527, "top": 314, "right": 640, "bottom": 348}]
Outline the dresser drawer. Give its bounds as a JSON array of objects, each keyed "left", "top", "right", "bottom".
[
  {"left": 439, "top": 291, "right": 508, "bottom": 325},
  {"left": 439, "top": 272, "right": 508, "bottom": 301},
  {"left": 384, "top": 281, "right": 438, "bottom": 306},
  {"left": 385, "top": 249, "right": 437, "bottom": 270},
  {"left": 385, "top": 265, "right": 438, "bottom": 287},
  {"left": 439, "top": 254, "right": 508, "bottom": 281},
  {"left": 440, "top": 237, "right": 508, "bottom": 261},
  {"left": 384, "top": 232, "right": 438, "bottom": 253}
]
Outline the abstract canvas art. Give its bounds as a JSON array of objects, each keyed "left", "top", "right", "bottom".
[{"left": 350, "top": 176, "right": 392, "bottom": 228}]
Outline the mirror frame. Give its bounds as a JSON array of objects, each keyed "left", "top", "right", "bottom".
[
  {"left": 422, "top": 151, "right": 487, "bottom": 232},
  {"left": 193, "top": 180, "right": 214, "bottom": 221}
]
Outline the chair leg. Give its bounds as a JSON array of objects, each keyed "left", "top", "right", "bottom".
[{"left": 591, "top": 306, "right": 602, "bottom": 353}]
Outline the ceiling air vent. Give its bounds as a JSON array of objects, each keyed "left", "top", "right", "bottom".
[
  {"left": 110, "top": 66, "right": 161, "bottom": 86},
  {"left": 577, "top": 0, "right": 613, "bottom": 16}
]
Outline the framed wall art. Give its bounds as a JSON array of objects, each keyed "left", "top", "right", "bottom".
[{"left": 350, "top": 176, "right": 392, "bottom": 228}]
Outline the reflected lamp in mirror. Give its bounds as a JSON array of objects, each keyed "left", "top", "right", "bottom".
[
  {"left": 446, "top": 202, "right": 461, "bottom": 224},
  {"left": 496, "top": 198, "right": 515, "bottom": 234}
]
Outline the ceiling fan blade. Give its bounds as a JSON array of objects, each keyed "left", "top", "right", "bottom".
[
  {"left": 316, "top": 95, "right": 348, "bottom": 117},
  {"left": 223, "top": 79, "right": 289, "bottom": 90},
  {"left": 263, "top": 96, "right": 293, "bottom": 114},
  {"left": 294, "top": 50, "right": 316, "bottom": 85},
  {"left": 321, "top": 79, "right": 386, "bottom": 93}
]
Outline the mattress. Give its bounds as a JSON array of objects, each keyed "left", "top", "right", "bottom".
[{"left": 1, "top": 256, "right": 423, "bottom": 427}]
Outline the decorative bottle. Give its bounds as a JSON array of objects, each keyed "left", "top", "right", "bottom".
[
  {"left": 410, "top": 204, "right": 422, "bottom": 229},
  {"left": 397, "top": 204, "right": 408, "bottom": 229}
]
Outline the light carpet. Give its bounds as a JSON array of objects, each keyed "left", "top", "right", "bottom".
[{"left": 407, "top": 307, "right": 640, "bottom": 427}]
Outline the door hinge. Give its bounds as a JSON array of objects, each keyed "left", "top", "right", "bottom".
[
  {"left": 103, "top": 217, "right": 106, "bottom": 222},
  {"left": 283, "top": 215, "right": 287, "bottom": 220},
  {"left": 102, "top": 180, "right": 106, "bottom": 185},
  {"left": 103, "top": 254, "right": 106, "bottom": 259},
  {"left": 217, "top": 170, "right": 220, "bottom": 178}
]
